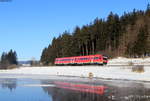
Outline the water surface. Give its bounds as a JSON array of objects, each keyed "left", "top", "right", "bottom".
[{"left": 0, "top": 74, "right": 150, "bottom": 101}]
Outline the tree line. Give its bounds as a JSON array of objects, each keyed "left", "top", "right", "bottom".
[
  {"left": 41, "top": 5, "right": 150, "bottom": 65},
  {"left": 0, "top": 50, "right": 18, "bottom": 69}
]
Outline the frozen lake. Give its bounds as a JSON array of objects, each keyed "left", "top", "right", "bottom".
[{"left": 0, "top": 74, "right": 150, "bottom": 101}]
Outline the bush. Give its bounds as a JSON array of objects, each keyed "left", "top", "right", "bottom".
[
  {"left": 128, "top": 61, "right": 134, "bottom": 66},
  {"left": 132, "top": 65, "right": 144, "bottom": 73},
  {"left": 5, "top": 65, "right": 18, "bottom": 69},
  {"left": 0, "top": 64, "right": 17, "bottom": 70},
  {"left": 0, "top": 64, "right": 9, "bottom": 69}
]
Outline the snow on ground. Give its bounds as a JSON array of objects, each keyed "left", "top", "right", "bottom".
[
  {"left": 108, "top": 57, "right": 150, "bottom": 65},
  {"left": 0, "top": 57, "right": 150, "bottom": 82}
]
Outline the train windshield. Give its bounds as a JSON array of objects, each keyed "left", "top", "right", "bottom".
[{"left": 103, "top": 57, "right": 108, "bottom": 60}]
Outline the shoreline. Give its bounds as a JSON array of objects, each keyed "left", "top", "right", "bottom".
[{"left": 0, "top": 65, "right": 150, "bottom": 82}]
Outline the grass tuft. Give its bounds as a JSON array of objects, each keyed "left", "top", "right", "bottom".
[{"left": 132, "top": 65, "right": 144, "bottom": 73}]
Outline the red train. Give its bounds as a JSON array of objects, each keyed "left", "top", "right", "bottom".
[{"left": 54, "top": 54, "right": 108, "bottom": 65}]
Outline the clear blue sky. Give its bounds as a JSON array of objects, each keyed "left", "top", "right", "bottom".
[{"left": 0, "top": 0, "right": 148, "bottom": 61}]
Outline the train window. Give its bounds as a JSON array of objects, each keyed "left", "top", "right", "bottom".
[
  {"left": 83, "top": 58, "right": 88, "bottom": 60},
  {"left": 94, "top": 57, "right": 99, "bottom": 59},
  {"left": 65, "top": 59, "right": 70, "bottom": 61},
  {"left": 85, "top": 58, "right": 88, "bottom": 60},
  {"left": 76, "top": 58, "right": 89, "bottom": 60}
]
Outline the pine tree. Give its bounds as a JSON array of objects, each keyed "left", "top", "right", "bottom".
[
  {"left": 40, "top": 6, "right": 150, "bottom": 65},
  {"left": 132, "top": 25, "right": 149, "bottom": 57},
  {"left": 0, "top": 50, "right": 18, "bottom": 69}
]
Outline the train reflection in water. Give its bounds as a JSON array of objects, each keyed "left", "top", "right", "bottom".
[
  {"left": 43, "top": 86, "right": 109, "bottom": 101},
  {"left": 54, "top": 81, "right": 107, "bottom": 95}
]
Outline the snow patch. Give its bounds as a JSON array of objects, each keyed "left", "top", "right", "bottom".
[{"left": 108, "top": 57, "right": 150, "bottom": 65}]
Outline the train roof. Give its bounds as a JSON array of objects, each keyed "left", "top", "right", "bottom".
[{"left": 55, "top": 54, "right": 104, "bottom": 60}]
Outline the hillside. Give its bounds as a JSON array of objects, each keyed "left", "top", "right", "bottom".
[{"left": 40, "top": 5, "right": 150, "bottom": 65}]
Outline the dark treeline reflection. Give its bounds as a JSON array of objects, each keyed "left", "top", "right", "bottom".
[
  {"left": 109, "top": 85, "right": 150, "bottom": 101},
  {"left": 0, "top": 78, "right": 17, "bottom": 91},
  {"left": 41, "top": 80, "right": 150, "bottom": 101}
]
